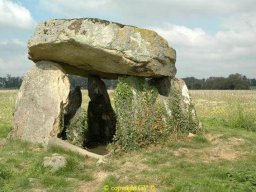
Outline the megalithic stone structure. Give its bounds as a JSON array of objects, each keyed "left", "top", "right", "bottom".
[{"left": 11, "top": 18, "right": 199, "bottom": 151}]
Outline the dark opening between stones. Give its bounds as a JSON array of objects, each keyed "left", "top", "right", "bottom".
[
  {"left": 85, "top": 75, "right": 116, "bottom": 147},
  {"left": 58, "top": 86, "right": 82, "bottom": 140},
  {"left": 58, "top": 75, "right": 116, "bottom": 155}
]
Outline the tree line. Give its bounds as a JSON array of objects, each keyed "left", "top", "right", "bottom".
[
  {"left": 183, "top": 73, "right": 254, "bottom": 90},
  {"left": 69, "top": 76, "right": 117, "bottom": 89},
  {"left": 0, "top": 75, "right": 23, "bottom": 89},
  {"left": 0, "top": 73, "right": 255, "bottom": 90},
  {"left": 0, "top": 75, "right": 117, "bottom": 90}
]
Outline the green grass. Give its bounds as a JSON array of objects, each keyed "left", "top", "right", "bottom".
[
  {"left": 1, "top": 90, "right": 256, "bottom": 191},
  {"left": 0, "top": 123, "right": 11, "bottom": 138},
  {"left": 191, "top": 90, "right": 256, "bottom": 131},
  {"left": 0, "top": 139, "right": 98, "bottom": 192},
  {"left": 0, "top": 90, "right": 16, "bottom": 139}
]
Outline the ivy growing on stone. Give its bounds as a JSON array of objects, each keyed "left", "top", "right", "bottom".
[{"left": 111, "top": 76, "right": 199, "bottom": 151}]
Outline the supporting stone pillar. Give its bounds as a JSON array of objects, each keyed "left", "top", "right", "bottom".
[
  {"left": 113, "top": 76, "right": 199, "bottom": 150},
  {"left": 12, "top": 61, "right": 70, "bottom": 145},
  {"left": 149, "top": 77, "right": 199, "bottom": 132},
  {"left": 86, "top": 76, "right": 116, "bottom": 147}
]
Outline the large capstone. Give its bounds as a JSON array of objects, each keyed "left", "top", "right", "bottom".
[
  {"left": 28, "top": 18, "right": 176, "bottom": 79},
  {"left": 12, "top": 61, "right": 70, "bottom": 145},
  {"left": 86, "top": 76, "right": 116, "bottom": 146}
]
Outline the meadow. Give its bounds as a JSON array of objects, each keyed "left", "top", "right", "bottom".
[{"left": 0, "top": 89, "right": 256, "bottom": 192}]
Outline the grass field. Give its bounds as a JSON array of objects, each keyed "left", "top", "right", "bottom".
[{"left": 0, "top": 90, "right": 256, "bottom": 192}]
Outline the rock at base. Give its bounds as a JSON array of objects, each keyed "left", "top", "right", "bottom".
[
  {"left": 43, "top": 153, "right": 67, "bottom": 172},
  {"left": 12, "top": 61, "right": 70, "bottom": 145}
]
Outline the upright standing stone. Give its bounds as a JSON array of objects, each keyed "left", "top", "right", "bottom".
[
  {"left": 113, "top": 76, "right": 199, "bottom": 150},
  {"left": 12, "top": 61, "right": 70, "bottom": 145},
  {"left": 86, "top": 76, "right": 116, "bottom": 146},
  {"left": 149, "top": 77, "right": 199, "bottom": 132}
]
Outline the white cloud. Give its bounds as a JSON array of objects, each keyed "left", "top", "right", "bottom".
[
  {"left": 154, "top": 24, "right": 214, "bottom": 48},
  {"left": 0, "top": 0, "right": 35, "bottom": 30},
  {"left": 0, "top": 1, "right": 35, "bottom": 76},
  {"left": 152, "top": 13, "right": 256, "bottom": 78},
  {"left": 0, "top": 39, "right": 33, "bottom": 76}
]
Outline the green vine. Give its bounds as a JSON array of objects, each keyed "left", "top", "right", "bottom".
[
  {"left": 112, "top": 76, "right": 169, "bottom": 151},
  {"left": 168, "top": 87, "right": 199, "bottom": 133},
  {"left": 111, "top": 76, "right": 199, "bottom": 151}
]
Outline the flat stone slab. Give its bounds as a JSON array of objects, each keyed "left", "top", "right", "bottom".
[{"left": 28, "top": 18, "right": 176, "bottom": 79}]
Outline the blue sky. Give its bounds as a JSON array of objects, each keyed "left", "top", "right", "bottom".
[{"left": 0, "top": 0, "right": 255, "bottom": 78}]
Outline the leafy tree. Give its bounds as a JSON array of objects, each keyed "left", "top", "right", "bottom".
[
  {"left": 68, "top": 75, "right": 117, "bottom": 90},
  {"left": 183, "top": 73, "right": 251, "bottom": 90},
  {"left": 183, "top": 77, "right": 205, "bottom": 89},
  {"left": 0, "top": 75, "right": 22, "bottom": 89},
  {"left": 226, "top": 74, "right": 250, "bottom": 90},
  {"left": 204, "top": 77, "right": 228, "bottom": 90},
  {"left": 69, "top": 75, "right": 88, "bottom": 89},
  {"left": 249, "top": 79, "right": 256, "bottom": 86}
]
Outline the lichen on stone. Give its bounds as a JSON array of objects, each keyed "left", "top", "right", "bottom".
[{"left": 68, "top": 19, "right": 83, "bottom": 34}]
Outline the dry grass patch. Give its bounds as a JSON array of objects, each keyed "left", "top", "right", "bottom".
[
  {"left": 78, "top": 171, "right": 108, "bottom": 192},
  {"left": 171, "top": 133, "right": 246, "bottom": 163}
]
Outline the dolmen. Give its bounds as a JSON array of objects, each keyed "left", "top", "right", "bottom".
[{"left": 11, "top": 18, "right": 199, "bottom": 155}]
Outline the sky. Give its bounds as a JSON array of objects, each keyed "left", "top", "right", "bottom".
[{"left": 0, "top": 0, "right": 255, "bottom": 78}]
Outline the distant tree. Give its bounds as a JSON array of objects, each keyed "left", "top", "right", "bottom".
[
  {"left": 183, "top": 73, "right": 250, "bottom": 90},
  {"left": 103, "top": 79, "right": 117, "bottom": 89},
  {"left": 0, "top": 77, "right": 6, "bottom": 88},
  {"left": 204, "top": 77, "right": 228, "bottom": 90},
  {"left": 226, "top": 73, "right": 250, "bottom": 90},
  {"left": 183, "top": 77, "right": 205, "bottom": 90},
  {"left": 68, "top": 75, "right": 117, "bottom": 90},
  {"left": 69, "top": 75, "right": 88, "bottom": 89},
  {"left": 0, "top": 74, "right": 22, "bottom": 89},
  {"left": 249, "top": 79, "right": 256, "bottom": 86}
]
